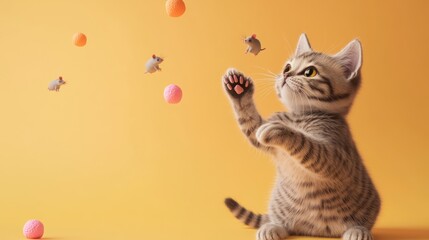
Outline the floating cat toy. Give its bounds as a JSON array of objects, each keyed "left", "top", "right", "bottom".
[
  {"left": 48, "top": 76, "right": 66, "bottom": 91},
  {"left": 164, "top": 84, "right": 182, "bottom": 104},
  {"left": 73, "top": 32, "right": 87, "bottom": 47},
  {"left": 165, "top": 0, "right": 186, "bottom": 17},
  {"left": 145, "top": 54, "right": 164, "bottom": 74},
  {"left": 244, "top": 34, "right": 265, "bottom": 55}
]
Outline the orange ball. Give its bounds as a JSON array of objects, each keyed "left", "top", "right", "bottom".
[
  {"left": 73, "top": 32, "right": 87, "bottom": 47},
  {"left": 165, "top": 0, "right": 186, "bottom": 17}
]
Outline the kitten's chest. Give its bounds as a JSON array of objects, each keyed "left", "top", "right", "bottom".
[
  {"left": 273, "top": 154, "right": 325, "bottom": 206},
  {"left": 274, "top": 151, "right": 317, "bottom": 180},
  {"left": 284, "top": 113, "right": 341, "bottom": 141}
]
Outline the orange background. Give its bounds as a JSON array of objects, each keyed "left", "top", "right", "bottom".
[{"left": 0, "top": 0, "right": 428, "bottom": 239}]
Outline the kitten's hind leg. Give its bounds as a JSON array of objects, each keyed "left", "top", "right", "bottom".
[
  {"left": 342, "top": 226, "right": 373, "bottom": 240},
  {"left": 257, "top": 223, "right": 289, "bottom": 240}
]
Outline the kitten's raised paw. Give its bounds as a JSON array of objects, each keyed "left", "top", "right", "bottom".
[
  {"left": 222, "top": 68, "right": 254, "bottom": 99},
  {"left": 257, "top": 223, "right": 288, "bottom": 240}
]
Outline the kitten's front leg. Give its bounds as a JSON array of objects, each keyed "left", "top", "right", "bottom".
[
  {"left": 222, "top": 68, "right": 272, "bottom": 152},
  {"left": 256, "top": 122, "right": 351, "bottom": 178},
  {"left": 256, "top": 121, "right": 291, "bottom": 147}
]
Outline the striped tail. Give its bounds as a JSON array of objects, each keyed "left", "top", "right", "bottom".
[{"left": 224, "top": 198, "right": 269, "bottom": 229}]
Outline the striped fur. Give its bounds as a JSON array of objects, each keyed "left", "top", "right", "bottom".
[
  {"left": 222, "top": 34, "right": 380, "bottom": 240},
  {"left": 225, "top": 198, "right": 270, "bottom": 228}
]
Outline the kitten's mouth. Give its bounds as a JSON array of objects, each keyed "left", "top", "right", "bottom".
[
  {"left": 283, "top": 78, "right": 302, "bottom": 92},
  {"left": 281, "top": 78, "right": 288, "bottom": 88}
]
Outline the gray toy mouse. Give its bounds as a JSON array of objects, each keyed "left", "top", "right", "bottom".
[
  {"left": 48, "top": 76, "right": 66, "bottom": 91},
  {"left": 244, "top": 34, "right": 265, "bottom": 56}
]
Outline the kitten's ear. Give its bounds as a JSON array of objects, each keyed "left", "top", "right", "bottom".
[
  {"left": 295, "top": 33, "right": 312, "bottom": 56},
  {"left": 333, "top": 39, "right": 362, "bottom": 80}
]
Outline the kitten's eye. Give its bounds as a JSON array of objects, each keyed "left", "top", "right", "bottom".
[
  {"left": 303, "top": 66, "right": 317, "bottom": 77},
  {"left": 283, "top": 64, "right": 291, "bottom": 73}
]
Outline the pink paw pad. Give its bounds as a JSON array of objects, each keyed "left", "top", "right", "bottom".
[
  {"left": 234, "top": 85, "right": 244, "bottom": 94},
  {"left": 228, "top": 76, "right": 234, "bottom": 83},
  {"left": 233, "top": 75, "right": 239, "bottom": 83}
]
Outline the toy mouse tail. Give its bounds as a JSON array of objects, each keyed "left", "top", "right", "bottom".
[{"left": 224, "top": 197, "right": 269, "bottom": 229}]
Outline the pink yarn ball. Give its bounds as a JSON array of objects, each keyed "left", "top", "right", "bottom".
[
  {"left": 23, "top": 220, "right": 44, "bottom": 239},
  {"left": 164, "top": 84, "right": 182, "bottom": 104}
]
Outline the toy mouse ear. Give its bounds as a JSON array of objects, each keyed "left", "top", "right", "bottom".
[
  {"left": 252, "top": 34, "right": 256, "bottom": 38},
  {"left": 152, "top": 54, "right": 156, "bottom": 58}
]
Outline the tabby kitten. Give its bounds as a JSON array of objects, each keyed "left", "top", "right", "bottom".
[{"left": 222, "top": 34, "right": 380, "bottom": 240}]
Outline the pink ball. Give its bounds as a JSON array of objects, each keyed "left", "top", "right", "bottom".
[
  {"left": 23, "top": 220, "right": 44, "bottom": 239},
  {"left": 164, "top": 84, "right": 182, "bottom": 104}
]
